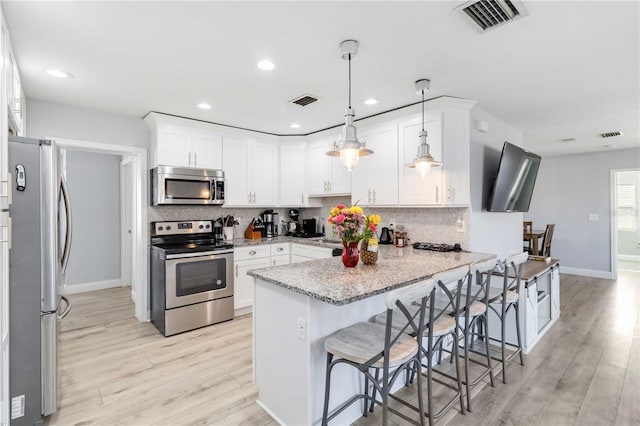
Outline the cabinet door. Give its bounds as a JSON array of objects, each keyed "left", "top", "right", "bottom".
[
  {"left": 156, "top": 130, "right": 191, "bottom": 168},
  {"left": 329, "top": 148, "right": 352, "bottom": 195},
  {"left": 250, "top": 140, "right": 278, "bottom": 205},
  {"left": 307, "top": 141, "right": 331, "bottom": 195},
  {"left": 279, "top": 143, "right": 307, "bottom": 206},
  {"left": 442, "top": 118, "right": 469, "bottom": 206},
  {"left": 222, "top": 136, "right": 251, "bottom": 205},
  {"left": 524, "top": 283, "right": 538, "bottom": 348},
  {"left": 191, "top": 132, "right": 223, "bottom": 170},
  {"left": 234, "top": 257, "right": 271, "bottom": 311},
  {"left": 398, "top": 117, "right": 443, "bottom": 205},
  {"left": 352, "top": 123, "right": 398, "bottom": 206},
  {"left": 271, "top": 255, "right": 290, "bottom": 267}
]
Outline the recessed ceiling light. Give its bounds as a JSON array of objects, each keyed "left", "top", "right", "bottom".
[
  {"left": 197, "top": 102, "right": 212, "bottom": 110},
  {"left": 45, "top": 69, "right": 73, "bottom": 79},
  {"left": 364, "top": 98, "right": 378, "bottom": 105},
  {"left": 257, "top": 60, "right": 275, "bottom": 71},
  {"left": 289, "top": 123, "right": 301, "bottom": 129}
]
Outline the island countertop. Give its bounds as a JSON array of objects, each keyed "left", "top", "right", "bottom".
[{"left": 248, "top": 246, "right": 496, "bottom": 305}]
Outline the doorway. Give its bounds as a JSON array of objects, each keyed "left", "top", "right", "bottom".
[
  {"left": 611, "top": 169, "right": 640, "bottom": 279},
  {"left": 53, "top": 137, "right": 148, "bottom": 321}
]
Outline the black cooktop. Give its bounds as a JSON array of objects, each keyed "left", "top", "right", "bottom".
[
  {"left": 291, "top": 232, "right": 325, "bottom": 238},
  {"left": 151, "top": 239, "right": 233, "bottom": 255},
  {"left": 413, "top": 242, "right": 461, "bottom": 252}
]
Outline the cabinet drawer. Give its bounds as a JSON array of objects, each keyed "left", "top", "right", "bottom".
[
  {"left": 234, "top": 245, "right": 270, "bottom": 261},
  {"left": 291, "top": 243, "right": 333, "bottom": 259},
  {"left": 270, "top": 243, "right": 290, "bottom": 257}
]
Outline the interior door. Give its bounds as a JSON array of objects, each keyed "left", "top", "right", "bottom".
[{"left": 120, "top": 159, "right": 133, "bottom": 286}]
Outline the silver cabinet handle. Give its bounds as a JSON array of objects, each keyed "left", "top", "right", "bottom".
[
  {"left": 451, "top": 187, "right": 455, "bottom": 204},
  {"left": 193, "top": 152, "right": 197, "bottom": 167},
  {"left": 368, "top": 189, "right": 371, "bottom": 204},
  {"left": 188, "top": 152, "right": 192, "bottom": 167},
  {"left": 328, "top": 181, "right": 332, "bottom": 191},
  {"left": 249, "top": 250, "right": 256, "bottom": 255},
  {"left": 248, "top": 192, "right": 252, "bottom": 204},
  {"left": 373, "top": 189, "right": 376, "bottom": 204},
  {"left": 447, "top": 187, "right": 452, "bottom": 201},
  {"left": 435, "top": 186, "right": 439, "bottom": 204},
  {"left": 277, "top": 247, "right": 284, "bottom": 252},
  {"left": 301, "top": 192, "right": 304, "bottom": 205},
  {"left": 252, "top": 192, "right": 256, "bottom": 204},
  {"left": 57, "top": 295, "right": 71, "bottom": 320},
  {"left": 235, "top": 264, "right": 238, "bottom": 277}
]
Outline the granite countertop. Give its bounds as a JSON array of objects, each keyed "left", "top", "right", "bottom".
[
  {"left": 232, "top": 236, "right": 343, "bottom": 249},
  {"left": 248, "top": 246, "right": 496, "bottom": 306}
]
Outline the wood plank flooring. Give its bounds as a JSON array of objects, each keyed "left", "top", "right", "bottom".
[{"left": 48, "top": 270, "right": 639, "bottom": 425}]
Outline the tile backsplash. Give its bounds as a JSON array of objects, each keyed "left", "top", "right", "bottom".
[
  {"left": 300, "top": 197, "right": 470, "bottom": 248},
  {"left": 148, "top": 198, "right": 469, "bottom": 248}
]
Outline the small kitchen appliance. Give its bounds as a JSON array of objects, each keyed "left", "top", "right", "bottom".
[
  {"left": 151, "top": 166, "right": 225, "bottom": 206},
  {"left": 413, "top": 242, "right": 462, "bottom": 252},
  {"left": 379, "top": 227, "right": 393, "bottom": 245},
  {"left": 293, "top": 218, "right": 324, "bottom": 238},
  {"left": 150, "top": 220, "right": 234, "bottom": 336},
  {"left": 287, "top": 209, "right": 300, "bottom": 236},
  {"left": 261, "top": 210, "right": 278, "bottom": 238}
]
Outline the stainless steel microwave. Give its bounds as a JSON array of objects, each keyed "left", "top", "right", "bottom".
[{"left": 151, "top": 166, "right": 225, "bottom": 206}]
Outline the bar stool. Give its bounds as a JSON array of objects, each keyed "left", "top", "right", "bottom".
[
  {"left": 487, "top": 252, "right": 528, "bottom": 383},
  {"left": 321, "top": 279, "right": 437, "bottom": 426},
  {"left": 372, "top": 266, "right": 469, "bottom": 424}
]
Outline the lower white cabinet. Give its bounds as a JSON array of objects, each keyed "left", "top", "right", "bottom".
[
  {"left": 291, "top": 243, "right": 333, "bottom": 260},
  {"left": 234, "top": 247, "right": 271, "bottom": 316}
]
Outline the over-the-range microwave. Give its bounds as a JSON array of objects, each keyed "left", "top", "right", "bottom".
[{"left": 151, "top": 166, "right": 225, "bottom": 206}]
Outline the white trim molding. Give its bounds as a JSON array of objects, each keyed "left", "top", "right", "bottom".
[
  {"left": 560, "top": 266, "right": 613, "bottom": 280},
  {"left": 618, "top": 254, "right": 640, "bottom": 262},
  {"left": 62, "top": 278, "right": 124, "bottom": 294}
]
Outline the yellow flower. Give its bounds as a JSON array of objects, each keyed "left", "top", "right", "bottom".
[
  {"left": 329, "top": 207, "right": 340, "bottom": 217},
  {"left": 369, "top": 214, "right": 381, "bottom": 226},
  {"left": 349, "top": 206, "right": 364, "bottom": 214}
]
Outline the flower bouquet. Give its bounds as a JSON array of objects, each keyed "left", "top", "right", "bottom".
[{"left": 327, "top": 203, "right": 381, "bottom": 267}]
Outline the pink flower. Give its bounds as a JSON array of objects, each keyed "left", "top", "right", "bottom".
[
  {"left": 336, "top": 204, "right": 346, "bottom": 209},
  {"left": 334, "top": 214, "right": 345, "bottom": 224},
  {"left": 369, "top": 223, "right": 376, "bottom": 231}
]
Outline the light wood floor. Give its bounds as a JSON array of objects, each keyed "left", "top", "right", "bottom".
[{"left": 49, "top": 271, "right": 639, "bottom": 425}]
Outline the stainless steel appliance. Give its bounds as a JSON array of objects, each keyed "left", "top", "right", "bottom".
[
  {"left": 413, "top": 242, "right": 462, "bottom": 252},
  {"left": 151, "top": 166, "right": 225, "bottom": 206},
  {"left": 286, "top": 209, "right": 300, "bottom": 236},
  {"left": 8, "top": 136, "right": 72, "bottom": 424},
  {"left": 260, "top": 210, "right": 279, "bottom": 238},
  {"left": 150, "top": 220, "right": 234, "bottom": 336}
]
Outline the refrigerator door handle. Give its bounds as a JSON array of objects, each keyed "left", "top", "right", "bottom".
[
  {"left": 57, "top": 295, "right": 71, "bottom": 320},
  {"left": 60, "top": 176, "right": 73, "bottom": 274}
]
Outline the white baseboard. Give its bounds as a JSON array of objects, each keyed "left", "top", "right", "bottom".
[
  {"left": 560, "top": 266, "right": 613, "bottom": 279},
  {"left": 618, "top": 254, "right": 640, "bottom": 262},
  {"left": 256, "top": 400, "right": 286, "bottom": 426},
  {"left": 63, "top": 278, "right": 123, "bottom": 294}
]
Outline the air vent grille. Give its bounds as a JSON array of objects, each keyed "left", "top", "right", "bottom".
[
  {"left": 290, "top": 95, "right": 318, "bottom": 107},
  {"left": 599, "top": 131, "right": 623, "bottom": 138},
  {"left": 457, "top": 0, "right": 528, "bottom": 32}
]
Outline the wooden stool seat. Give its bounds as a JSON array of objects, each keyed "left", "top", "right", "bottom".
[
  {"left": 324, "top": 322, "right": 418, "bottom": 368},
  {"left": 467, "top": 300, "right": 487, "bottom": 316},
  {"left": 496, "top": 290, "right": 519, "bottom": 304},
  {"left": 373, "top": 307, "right": 457, "bottom": 337}
]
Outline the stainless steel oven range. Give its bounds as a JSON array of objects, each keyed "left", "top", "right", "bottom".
[{"left": 150, "top": 220, "right": 234, "bottom": 336}]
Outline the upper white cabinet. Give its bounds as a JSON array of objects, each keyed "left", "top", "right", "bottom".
[
  {"left": 351, "top": 122, "right": 398, "bottom": 206},
  {"left": 279, "top": 143, "right": 307, "bottom": 206},
  {"left": 307, "top": 136, "right": 351, "bottom": 196},
  {"left": 223, "top": 136, "right": 278, "bottom": 206},
  {"left": 398, "top": 115, "right": 444, "bottom": 205},
  {"left": 145, "top": 113, "right": 223, "bottom": 170},
  {"left": 441, "top": 116, "right": 471, "bottom": 206}
]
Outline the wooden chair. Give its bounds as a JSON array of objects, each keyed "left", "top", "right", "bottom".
[
  {"left": 539, "top": 224, "right": 555, "bottom": 257},
  {"left": 523, "top": 221, "right": 533, "bottom": 254},
  {"left": 321, "top": 279, "right": 437, "bottom": 425}
]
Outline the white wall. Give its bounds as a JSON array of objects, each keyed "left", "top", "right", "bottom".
[
  {"left": 469, "top": 106, "right": 525, "bottom": 260},
  {"left": 525, "top": 148, "right": 640, "bottom": 276},
  {"left": 25, "top": 98, "right": 149, "bottom": 148},
  {"left": 64, "top": 150, "right": 122, "bottom": 290}
]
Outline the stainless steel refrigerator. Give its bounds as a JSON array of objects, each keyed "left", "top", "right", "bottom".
[{"left": 8, "top": 136, "right": 72, "bottom": 424}]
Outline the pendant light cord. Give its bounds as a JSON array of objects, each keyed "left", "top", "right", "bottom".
[
  {"left": 421, "top": 90, "right": 425, "bottom": 132},
  {"left": 348, "top": 54, "right": 352, "bottom": 109}
]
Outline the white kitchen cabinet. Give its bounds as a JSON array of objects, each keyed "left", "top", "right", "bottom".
[
  {"left": 235, "top": 256, "right": 270, "bottom": 316},
  {"left": 279, "top": 143, "right": 307, "bottom": 206},
  {"left": 272, "top": 255, "right": 290, "bottom": 266},
  {"left": 307, "top": 137, "right": 351, "bottom": 196},
  {"left": 351, "top": 122, "right": 398, "bottom": 206},
  {"left": 223, "top": 137, "right": 278, "bottom": 206},
  {"left": 291, "top": 243, "right": 333, "bottom": 260},
  {"left": 146, "top": 113, "right": 223, "bottom": 170},
  {"left": 398, "top": 116, "right": 443, "bottom": 205},
  {"left": 441, "top": 117, "right": 470, "bottom": 206}
]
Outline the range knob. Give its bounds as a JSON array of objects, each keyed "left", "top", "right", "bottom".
[
  {"left": 166, "top": 226, "right": 171, "bottom": 231},
  {"left": 205, "top": 224, "right": 210, "bottom": 229},
  {"left": 199, "top": 224, "right": 204, "bottom": 229},
  {"left": 158, "top": 226, "right": 164, "bottom": 231}
]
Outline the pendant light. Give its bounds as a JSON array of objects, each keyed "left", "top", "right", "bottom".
[
  {"left": 326, "top": 39, "right": 373, "bottom": 172},
  {"left": 406, "top": 79, "right": 441, "bottom": 178}
]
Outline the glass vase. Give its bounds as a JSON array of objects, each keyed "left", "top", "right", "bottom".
[{"left": 341, "top": 240, "right": 360, "bottom": 268}]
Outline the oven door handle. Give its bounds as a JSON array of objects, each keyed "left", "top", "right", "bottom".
[{"left": 165, "top": 249, "right": 234, "bottom": 259}]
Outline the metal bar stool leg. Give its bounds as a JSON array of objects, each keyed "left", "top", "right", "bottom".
[
  {"left": 451, "top": 330, "right": 466, "bottom": 415},
  {"left": 483, "top": 314, "right": 495, "bottom": 388},
  {"left": 501, "top": 309, "right": 507, "bottom": 384},
  {"left": 322, "top": 353, "right": 334, "bottom": 426},
  {"left": 514, "top": 303, "right": 525, "bottom": 366}
]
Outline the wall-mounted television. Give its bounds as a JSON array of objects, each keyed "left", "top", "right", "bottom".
[{"left": 487, "top": 142, "right": 541, "bottom": 212}]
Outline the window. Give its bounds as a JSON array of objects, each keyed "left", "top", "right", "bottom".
[{"left": 617, "top": 183, "right": 637, "bottom": 231}]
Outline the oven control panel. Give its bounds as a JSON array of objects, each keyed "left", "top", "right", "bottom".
[{"left": 153, "top": 220, "right": 212, "bottom": 236}]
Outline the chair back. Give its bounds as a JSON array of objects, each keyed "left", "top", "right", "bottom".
[
  {"left": 467, "top": 258, "right": 498, "bottom": 309},
  {"left": 523, "top": 221, "right": 533, "bottom": 233},
  {"left": 432, "top": 265, "right": 469, "bottom": 323},
  {"left": 541, "top": 224, "right": 555, "bottom": 257},
  {"left": 503, "top": 252, "right": 529, "bottom": 295}
]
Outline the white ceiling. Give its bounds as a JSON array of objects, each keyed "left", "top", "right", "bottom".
[{"left": 2, "top": 1, "right": 639, "bottom": 156}]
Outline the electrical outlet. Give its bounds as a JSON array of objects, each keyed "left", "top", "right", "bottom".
[
  {"left": 588, "top": 214, "right": 599, "bottom": 222},
  {"left": 296, "top": 317, "right": 306, "bottom": 340},
  {"left": 456, "top": 218, "right": 465, "bottom": 233},
  {"left": 11, "top": 395, "right": 25, "bottom": 419}
]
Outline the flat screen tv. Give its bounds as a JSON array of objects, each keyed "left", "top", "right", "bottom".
[{"left": 488, "top": 142, "right": 541, "bottom": 212}]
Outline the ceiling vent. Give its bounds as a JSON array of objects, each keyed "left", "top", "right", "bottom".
[
  {"left": 290, "top": 94, "right": 319, "bottom": 107},
  {"left": 599, "top": 131, "right": 624, "bottom": 138},
  {"left": 456, "top": 0, "right": 528, "bottom": 33},
  {"left": 560, "top": 137, "right": 577, "bottom": 143}
]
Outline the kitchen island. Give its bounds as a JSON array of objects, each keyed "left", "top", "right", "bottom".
[{"left": 248, "top": 246, "right": 495, "bottom": 426}]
